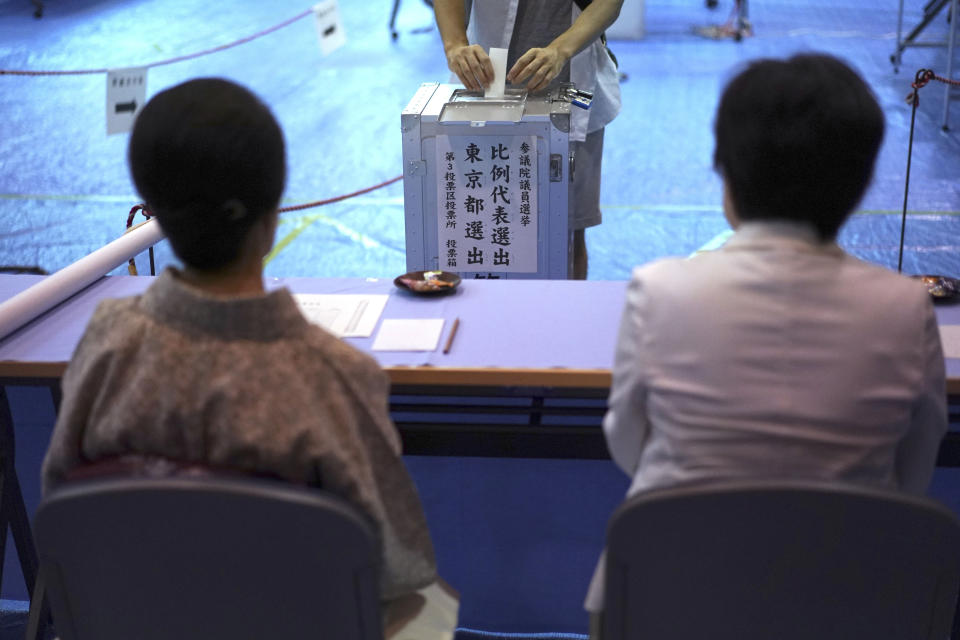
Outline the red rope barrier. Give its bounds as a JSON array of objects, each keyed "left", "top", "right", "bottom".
[
  {"left": 123, "top": 174, "right": 404, "bottom": 274},
  {"left": 124, "top": 175, "right": 402, "bottom": 224},
  {"left": 928, "top": 72, "right": 960, "bottom": 87},
  {"left": 906, "top": 68, "right": 960, "bottom": 106},
  {"left": 278, "top": 175, "right": 403, "bottom": 213},
  {"left": 0, "top": 8, "right": 313, "bottom": 76},
  {"left": 126, "top": 203, "right": 152, "bottom": 229}
]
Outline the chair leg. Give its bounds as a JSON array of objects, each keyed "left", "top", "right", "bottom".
[
  {"left": 0, "top": 387, "right": 12, "bottom": 592},
  {"left": 25, "top": 565, "right": 51, "bottom": 640},
  {"left": 7, "top": 472, "right": 39, "bottom": 591},
  {"left": 49, "top": 382, "right": 62, "bottom": 415},
  {"left": 953, "top": 586, "right": 960, "bottom": 639},
  {"left": 0, "top": 474, "right": 7, "bottom": 592}
]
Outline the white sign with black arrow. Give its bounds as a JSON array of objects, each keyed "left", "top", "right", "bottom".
[
  {"left": 106, "top": 67, "right": 147, "bottom": 136},
  {"left": 313, "top": 0, "right": 346, "bottom": 56}
]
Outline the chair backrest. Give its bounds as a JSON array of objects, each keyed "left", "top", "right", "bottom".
[
  {"left": 33, "top": 475, "right": 383, "bottom": 640},
  {"left": 603, "top": 479, "right": 960, "bottom": 640}
]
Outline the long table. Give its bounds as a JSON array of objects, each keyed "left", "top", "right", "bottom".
[
  {"left": 0, "top": 274, "right": 628, "bottom": 460},
  {"left": 2, "top": 273, "right": 960, "bottom": 461}
]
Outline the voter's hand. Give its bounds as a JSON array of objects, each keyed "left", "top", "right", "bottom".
[
  {"left": 445, "top": 44, "right": 494, "bottom": 92},
  {"left": 508, "top": 46, "right": 568, "bottom": 92}
]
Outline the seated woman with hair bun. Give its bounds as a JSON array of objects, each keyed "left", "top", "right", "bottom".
[{"left": 42, "top": 77, "right": 456, "bottom": 638}]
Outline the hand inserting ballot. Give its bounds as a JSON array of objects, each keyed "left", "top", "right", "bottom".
[
  {"left": 444, "top": 44, "right": 494, "bottom": 91},
  {"left": 445, "top": 43, "right": 568, "bottom": 94}
]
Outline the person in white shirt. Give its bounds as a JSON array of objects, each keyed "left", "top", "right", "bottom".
[
  {"left": 433, "top": 0, "right": 623, "bottom": 279},
  {"left": 585, "top": 52, "right": 947, "bottom": 629}
]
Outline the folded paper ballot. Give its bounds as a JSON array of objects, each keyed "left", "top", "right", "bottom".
[
  {"left": 485, "top": 47, "right": 508, "bottom": 99},
  {"left": 294, "top": 293, "right": 387, "bottom": 338}
]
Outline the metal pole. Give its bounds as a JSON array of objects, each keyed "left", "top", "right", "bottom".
[
  {"left": 895, "top": 0, "right": 906, "bottom": 70},
  {"left": 899, "top": 75, "right": 925, "bottom": 273},
  {"left": 942, "top": 0, "right": 958, "bottom": 129}
]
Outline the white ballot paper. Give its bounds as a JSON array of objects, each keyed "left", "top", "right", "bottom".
[
  {"left": 485, "top": 47, "right": 508, "bottom": 99},
  {"left": 939, "top": 325, "right": 960, "bottom": 358},
  {"left": 373, "top": 319, "right": 445, "bottom": 352},
  {"left": 294, "top": 294, "right": 387, "bottom": 338}
]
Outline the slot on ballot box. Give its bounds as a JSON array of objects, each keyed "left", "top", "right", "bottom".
[{"left": 401, "top": 83, "right": 575, "bottom": 279}]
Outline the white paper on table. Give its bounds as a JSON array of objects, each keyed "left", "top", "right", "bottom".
[
  {"left": 485, "top": 47, "right": 507, "bottom": 99},
  {"left": 939, "top": 325, "right": 960, "bottom": 358},
  {"left": 294, "top": 294, "right": 387, "bottom": 338},
  {"left": 372, "top": 318, "right": 445, "bottom": 352}
]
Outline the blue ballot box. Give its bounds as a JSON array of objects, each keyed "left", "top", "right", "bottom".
[{"left": 401, "top": 83, "right": 576, "bottom": 279}]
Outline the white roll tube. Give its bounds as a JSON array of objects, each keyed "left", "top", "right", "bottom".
[{"left": 0, "top": 218, "right": 165, "bottom": 341}]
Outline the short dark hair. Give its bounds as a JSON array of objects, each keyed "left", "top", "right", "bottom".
[
  {"left": 713, "top": 53, "right": 884, "bottom": 241},
  {"left": 128, "top": 78, "right": 286, "bottom": 270}
]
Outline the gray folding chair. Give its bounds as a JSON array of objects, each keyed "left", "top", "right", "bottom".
[
  {"left": 602, "top": 479, "right": 960, "bottom": 640},
  {"left": 26, "top": 475, "right": 383, "bottom": 640}
]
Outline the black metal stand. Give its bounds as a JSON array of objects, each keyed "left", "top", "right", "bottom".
[
  {"left": 693, "top": 0, "right": 751, "bottom": 41},
  {"left": 893, "top": 1, "right": 959, "bottom": 134},
  {"left": 893, "top": 0, "right": 952, "bottom": 71},
  {"left": 390, "top": 0, "right": 434, "bottom": 40}
]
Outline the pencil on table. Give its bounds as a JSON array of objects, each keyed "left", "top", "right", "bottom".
[{"left": 443, "top": 318, "right": 460, "bottom": 354}]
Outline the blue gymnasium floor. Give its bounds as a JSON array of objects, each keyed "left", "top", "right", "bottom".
[
  {"left": 1, "top": 0, "right": 960, "bottom": 278},
  {"left": 1, "top": 0, "right": 960, "bottom": 636}
]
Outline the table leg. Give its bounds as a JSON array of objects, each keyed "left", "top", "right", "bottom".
[{"left": 0, "top": 386, "right": 40, "bottom": 593}]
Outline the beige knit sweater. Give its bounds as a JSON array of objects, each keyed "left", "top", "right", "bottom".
[{"left": 42, "top": 268, "right": 437, "bottom": 599}]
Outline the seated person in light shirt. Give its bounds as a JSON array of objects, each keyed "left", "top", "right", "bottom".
[
  {"left": 41, "top": 78, "right": 457, "bottom": 638},
  {"left": 585, "top": 53, "right": 947, "bottom": 621}
]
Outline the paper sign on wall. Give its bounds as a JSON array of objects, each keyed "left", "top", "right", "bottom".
[
  {"left": 436, "top": 134, "right": 539, "bottom": 273},
  {"left": 313, "top": 0, "right": 347, "bottom": 56},
  {"left": 106, "top": 67, "right": 147, "bottom": 136}
]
